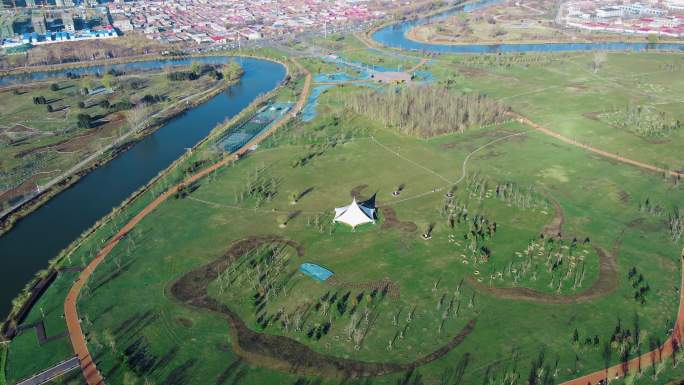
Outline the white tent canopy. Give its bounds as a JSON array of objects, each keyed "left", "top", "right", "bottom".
[{"left": 333, "top": 197, "right": 375, "bottom": 228}]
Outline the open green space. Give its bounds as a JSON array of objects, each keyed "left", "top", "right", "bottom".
[
  {"left": 0, "top": 62, "right": 235, "bottom": 211},
  {"left": 431, "top": 51, "right": 684, "bottom": 171},
  {"left": 3, "top": 41, "right": 684, "bottom": 385}
]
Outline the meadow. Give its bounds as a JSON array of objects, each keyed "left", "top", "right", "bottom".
[{"left": 3, "top": 45, "right": 684, "bottom": 385}]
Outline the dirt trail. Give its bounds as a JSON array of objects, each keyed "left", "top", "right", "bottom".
[
  {"left": 541, "top": 196, "right": 564, "bottom": 237},
  {"left": 510, "top": 112, "right": 684, "bottom": 179},
  {"left": 561, "top": 248, "right": 684, "bottom": 385},
  {"left": 64, "top": 58, "right": 312, "bottom": 385},
  {"left": 469, "top": 245, "right": 618, "bottom": 304},
  {"left": 170, "top": 236, "right": 475, "bottom": 378}
]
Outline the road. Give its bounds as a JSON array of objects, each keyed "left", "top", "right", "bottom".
[
  {"left": 15, "top": 356, "right": 80, "bottom": 385},
  {"left": 64, "top": 59, "right": 311, "bottom": 385}
]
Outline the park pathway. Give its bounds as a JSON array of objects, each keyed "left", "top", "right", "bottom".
[
  {"left": 64, "top": 58, "right": 311, "bottom": 385},
  {"left": 560, "top": 248, "right": 684, "bottom": 385},
  {"left": 510, "top": 112, "right": 684, "bottom": 179},
  {"left": 508, "top": 111, "right": 684, "bottom": 178},
  {"left": 15, "top": 356, "right": 80, "bottom": 385}
]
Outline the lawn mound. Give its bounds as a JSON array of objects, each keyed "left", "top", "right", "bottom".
[
  {"left": 468, "top": 245, "right": 618, "bottom": 304},
  {"left": 170, "top": 235, "right": 476, "bottom": 377}
]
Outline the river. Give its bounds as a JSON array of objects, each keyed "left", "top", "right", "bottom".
[
  {"left": 0, "top": 57, "right": 285, "bottom": 319},
  {"left": 372, "top": 0, "right": 684, "bottom": 53}
]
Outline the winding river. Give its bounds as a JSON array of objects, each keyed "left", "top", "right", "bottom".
[
  {"left": 0, "top": 57, "right": 285, "bottom": 318},
  {"left": 372, "top": 0, "right": 684, "bottom": 53}
]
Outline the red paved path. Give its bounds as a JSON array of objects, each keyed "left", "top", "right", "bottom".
[
  {"left": 561, "top": 248, "right": 684, "bottom": 385},
  {"left": 64, "top": 59, "right": 311, "bottom": 385}
]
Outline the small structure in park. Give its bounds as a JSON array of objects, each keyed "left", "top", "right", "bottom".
[
  {"left": 373, "top": 71, "right": 412, "bottom": 84},
  {"left": 333, "top": 196, "right": 376, "bottom": 229}
]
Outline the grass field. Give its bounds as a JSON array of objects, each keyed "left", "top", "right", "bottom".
[
  {"left": 431, "top": 51, "right": 684, "bottom": 171},
  {"left": 3, "top": 43, "right": 684, "bottom": 385},
  {"left": 0, "top": 64, "right": 226, "bottom": 211},
  {"left": 0, "top": 343, "right": 7, "bottom": 385},
  {"left": 58, "top": 73, "right": 683, "bottom": 384}
]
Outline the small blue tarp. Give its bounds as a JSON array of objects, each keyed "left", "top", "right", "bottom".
[{"left": 299, "top": 263, "right": 334, "bottom": 281}]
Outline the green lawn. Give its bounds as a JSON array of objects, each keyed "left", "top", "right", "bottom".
[
  {"left": 66, "top": 80, "right": 682, "bottom": 384},
  {"left": 4, "top": 47, "right": 683, "bottom": 385}
]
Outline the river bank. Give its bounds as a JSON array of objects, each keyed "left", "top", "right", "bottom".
[
  {"left": 0, "top": 52, "right": 175, "bottom": 77},
  {"left": 0, "top": 69, "right": 238, "bottom": 238},
  {"left": 0, "top": 56, "right": 287, "bottom": 325},
  {"left": 404, "top": 24, "right": 684, "bottom": 46}
]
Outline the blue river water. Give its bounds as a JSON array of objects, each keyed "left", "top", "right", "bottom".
[
  {"left": 0, "top": 57, "right": 285, "bottom": 319},
  {"left": 372, "top": 0, "right": 684, "bottom": 53}
]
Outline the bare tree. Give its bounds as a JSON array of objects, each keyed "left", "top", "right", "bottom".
[
  {"left": 592, "top": 51, "right": 607, "bottom": 73},
  {"left": 126, "top": 104, "right": 148, "bottom": 134}
]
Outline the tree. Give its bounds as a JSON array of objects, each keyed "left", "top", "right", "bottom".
[
  {"left": 77, "top": 113, "right": 92, "bottom": 129},
  {"left": 50, "top": 83, "right": 59, "bottom": 91},
  {"left": 126, "top": 104, "right": 148, "bottom": 133},
  {"left": 592, "top": 51, "right": 607, "bottom": 73},
  {"left": 191, "top": 61, "right": 201, "bottom": 75},
  {"left": 223, "top": 62, "right": 244, "bottom": 81},
  {"left": 46, "top": 104, "right": 53, "bottom": 113},
  {"left": 123, "top": 372, "right": 139, "bottom": 385},
  {"left": 103, "top": 329, "right": 116, "bottom": 353},
  {"left": 102, "top": 73, "right": 114, "bottom": 89}
]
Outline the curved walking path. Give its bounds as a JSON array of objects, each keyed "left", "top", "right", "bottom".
[
  {"left": 560, "top": 248, "right": 684, "bottom": 385},
  {"left": 510, "top": 112, "right": 684, "bottom": 179},
  {"left": 64, "top": 59, "right": 311, "bottom": 385}
]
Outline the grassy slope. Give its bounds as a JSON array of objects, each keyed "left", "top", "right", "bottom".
[
  {"left": 433, "top": 51, "right": 684, "bottom": 170},
  {"left": 4, "top": 48, "right": 683, "bottom": 385},
  {"left": 70, "top": 81, "right": 682, "bottom": 384}
]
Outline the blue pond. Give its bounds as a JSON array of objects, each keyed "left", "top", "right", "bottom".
[{"left": 300, "top": 263, "right": 334, "bottom": 281}]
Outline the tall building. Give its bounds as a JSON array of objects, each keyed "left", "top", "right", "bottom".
[{"left": 31, "top": 13, "right": 46, "bottom": 34}]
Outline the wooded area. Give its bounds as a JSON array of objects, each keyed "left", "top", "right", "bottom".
[{"left": 345, "top": 85, "right": 509, "bottom": 137}]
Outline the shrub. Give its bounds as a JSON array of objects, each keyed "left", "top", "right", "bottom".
[{"left": 77, "top": 113, "right": 92, "bottom": 129}]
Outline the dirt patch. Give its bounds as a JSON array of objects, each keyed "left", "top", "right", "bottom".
[
  {"left": 350, "top": 184, "right": 370, "bottom": 201},
  {"left": 327, "top": 277, "right": 401, "bottom": 299},
  {"left": 617, "top": 190, "right": 630, "bottom": 204},
  {"left": 380, "top": 207, "right": 417, "bottom": 233},
  {"left": 458, "top": 66, "right": 488, "bottom": 77},
  {"left": 469, "top": 245, "right": 618, "bottom": 304},
  {"left": 566, "top": 83, "right": 589, "bottom": 91},
  {"left": 582, "top": 111, "right": 602, "bottom": 121},
  {"left": 541, "top": 196, "right": 564, "bottom": 237},
  {"left": 170, "top": 235, "right": 475, "bottom": 378},
  {"left": 175, "top": 317, "right": 193, "bottom": 328}
]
